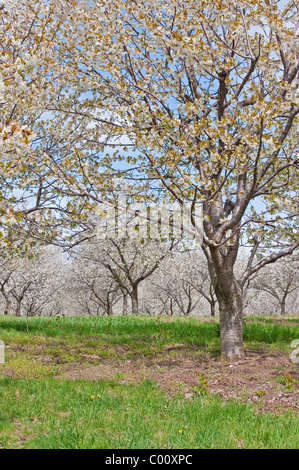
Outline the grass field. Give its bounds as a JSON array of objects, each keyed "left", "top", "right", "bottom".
[{"left": 0, "top": 315, "right": 298, "bottom": 449}]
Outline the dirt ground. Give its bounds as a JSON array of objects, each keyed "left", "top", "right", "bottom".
[{"left": 59, "top": 345, "right": 299, "bottom": 414}]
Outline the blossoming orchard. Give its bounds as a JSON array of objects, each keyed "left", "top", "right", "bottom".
[{"left": 1, "top": 0, "right": 299, "bottom": 358}]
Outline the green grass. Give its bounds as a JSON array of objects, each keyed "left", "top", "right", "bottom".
[
  {"left": 0, "top": 315, "right": 219, "bottom": 345},
  {"left": 1, "top": 315, "right": 298, "bottom": 352},
  {"left": 0, "top": 314, "right": 298, "bottom": 449},
  {"left": 243, "top": 322, "right": 298, "bottom": 350},
  {"left": 0, "top": 316, "right": 222, "bottom": 378},
  {"left": 0, "top": 376, "right": 298, "bottom": 449}
]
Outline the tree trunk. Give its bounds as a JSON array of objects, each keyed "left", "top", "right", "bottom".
[
  {"left": 209, "top": 284, "right": 216, "bottom": 317},
  {"left": 214, "top": 274, "right": 244, "bottom": 358},
  {"left": 131, "top": 284, "right": 139, "bottom": 315},
  {"left": 210, "top": 299, "right": 216, "bottom": 317},
  {"left": 169, "top": 298, "right": 174, "bottom": 316},
  {"left": 280, "top": 300, "right": 286, "bottom": 316},
  {"left": 106, "top": 298, "right": 113, "bottom": 316},
  {"left": 16, "top": 300, "right": 21, "bottom": 317},
  {"left": 122, "top": 294, "right": 128, "bottom": 316},
  {"left": 4, "top": 299, "right": 11, "bottom": 315}
]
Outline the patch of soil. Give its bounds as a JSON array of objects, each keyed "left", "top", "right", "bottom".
[
  {"left": 59, "top": 347, "right": 299, "bottom": 414},
  {"left": 0, "top": 367, "right": 16, "bottom": 377}
]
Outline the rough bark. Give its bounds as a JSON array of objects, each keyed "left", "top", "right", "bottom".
[
  {"left": 106, "top": 297, "right": 113, "bottom": 316},
  {"left": 15, "top": 300, "right": 21, "bottom": 317},
  {"left": 214, "top": 273, "right": 244, "bottom": 358},
  {"left": 280, "top": 299, "right": 286, "bottom": 316},
  {"left": 122, "top": 293, "right": 128, "bottom": 316},
  {"left": 131, "top": 284, "right": 139, "bottom": 315},
  {"left": 210, "top": 299, "right": 216, "bottom": 317},
  {"left": 209, "top": 284, "right": 216, "bottom": 317},
  {"left": 3, "top": 299, "right": 11, "bottom": 315}
]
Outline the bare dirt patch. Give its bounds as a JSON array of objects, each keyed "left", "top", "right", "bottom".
[{"left": 59, "top": 346, "right": 299, "bottom": 414}]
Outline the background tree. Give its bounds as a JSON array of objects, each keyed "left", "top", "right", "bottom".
[
  {"left": 185, "top": 251, "right": 217, "bottom": 317},
  {"left": 0, "top": 247, "right": 66, "bottom": 317},
  {"left": 69, "top": 254, "right": 122, "bottom": 316},
  {"left": 250, "top": 256, "right": 299, "bottom": 316},
  {"left": 145, "top": 249, "right": 214, "bottom": 316},
  {"left": 70, "top": 236, "right": 175, "bottom": 315}
]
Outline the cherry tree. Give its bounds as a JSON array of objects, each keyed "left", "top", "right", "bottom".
[
  {"left": 0, "top": 1, "right": 67, "bottom": 244},
  {"left": 0, "top": 259, "right": 14, "bottom": 315},
  {"left": 145, "top": 249, "right": 214, "bottom": 316},
  {"left": 70, "top": 236, "right": 175, "bottom": 315},
  {"left": 0, "top": 247, "right": 66, "bottom": 317},
  {"left": 3, "top": 1, "right": 299, "bottom": 357},
  {"left": 250, "top": 255, "right": 299, "bottom": 315},
  {"left": 184, "top": 250, "right": 217, "bottom": 317},
  {"left": 69, "top": 254, "right": 122, "bottom": 316}
]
